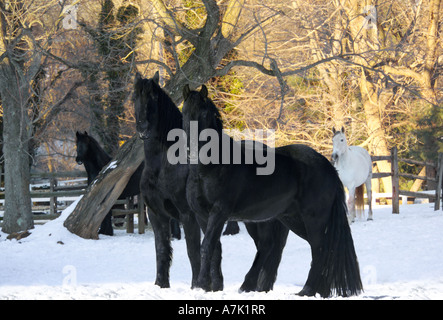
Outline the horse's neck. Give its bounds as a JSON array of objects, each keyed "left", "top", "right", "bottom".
[
  {"left": 84, "top": 147, "right": 111, "bottom": 184},
  {"left": 83, "top": 160, "right": 102, "bottom": 185},
  {"left": 92, "top": 145, "right": 111, "bottom": 167},
  {"left": 197, "top": 130, "right": 244, "bottom": 166},
  {"left": 156, "top": 94, "right": 183, "bottom": 145},
  {"left": 143, "top": 135, "right": 175, "bottom": 173},
  {"left": 336, "top": 147, "right": 351, "bottom": 167}
]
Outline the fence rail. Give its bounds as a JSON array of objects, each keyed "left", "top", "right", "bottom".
[
  {"left": 0, "top": 171, "right": 88, "bottom": 217},
  {"left": 0, "top": 170, "right": 146, "bottom": 233},
  {"left": 1, "top": 150, "right": 442, "bottom": 223},
  {"left": 371, "top": 148, "right": 443, "bottom": 213}
]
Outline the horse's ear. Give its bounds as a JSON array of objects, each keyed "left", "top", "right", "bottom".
[
  {"left": 332, "top": 127, "right": 336, "bottom": 134},
  {"left": 200, "top": 85, "right": 208, "bottom": 99},
  {"left": 153, "top": 71, "right": 160, "bottom": 84},
  {"left": 76, "top": 131, "right": 80, "bottom": 138},
  {"left": 134, "top": 72, "right": 143, "bottom": 92},
  {"left": 84, "top": 131, "right": 88, "bottom": 136},
  {"left": 183, "top": 84, "right": 191, "bottom": 101},
  {"left": 341, "top": 126, "right": 345, "bottom": 133}
]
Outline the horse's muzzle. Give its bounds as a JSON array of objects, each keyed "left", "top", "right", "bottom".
[
  {"left": 331, "top": 153, "right": 338, "bottom": 164},
  {"left": 138, "top": 131, "right": 149, "bottom": 140},
  {"left": 75, "top": 157, "right": 83, "bottom": 165}
]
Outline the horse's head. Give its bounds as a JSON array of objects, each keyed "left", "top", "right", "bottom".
[
  {"left": 133, "top": 71, "right": 161, "bottom": 140},
  {"left": 75, "top": 131, "right": 90, "bottom": 165},
  {"left": 182, "top": 84, "right": 223, "bottom": 136},
  {"left": 331, "top": 127, "right": 348, "bottom": 164}
]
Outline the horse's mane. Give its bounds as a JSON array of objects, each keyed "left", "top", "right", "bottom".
[
  {"left": 86, "top": 135, "right": 112, "bottom": 167},
  {"left": 150, "top": 80, "right": 183, "bottom": 144},
  {"left": 203, "top": 93, "right": 224, "bottom": 133}
]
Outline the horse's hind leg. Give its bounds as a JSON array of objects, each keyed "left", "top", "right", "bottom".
[
  {"left": 366, "top": 178, "right": 373, "bottom": 221},
  {"left": 294, "top": 207, "right": 333, "bottom": 297},
  {"left": 256, "top": 221, "right": 289, "bottom": 292},
  {"left": 298, "top": 239, "right": 323, "bottom": 297},
  {"left": 98, "top": 211, "right": 113, "bottom": 236},
  {"left": 170, "top": 219, "right": 181, "bottom": 240}
]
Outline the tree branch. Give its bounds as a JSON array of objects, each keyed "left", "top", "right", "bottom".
[{"left": 221, "top": 0, "right": 244, "bottom": 39}]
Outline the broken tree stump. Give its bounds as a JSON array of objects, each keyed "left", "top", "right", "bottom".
[{"left": 64, "top": 135, "right": 144, "bottom": 239}]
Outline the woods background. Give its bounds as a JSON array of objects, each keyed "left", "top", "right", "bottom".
[{"left": 0, "top": 0, "right": 442, "bottom": 233}]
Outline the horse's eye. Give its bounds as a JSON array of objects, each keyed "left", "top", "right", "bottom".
[{"left": 341, "top": 139, "right": 344, "bottom": 142}]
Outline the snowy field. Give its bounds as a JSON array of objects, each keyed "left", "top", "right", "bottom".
[{"left": 1, "top": 199, "right": 443, "bottom": 300}]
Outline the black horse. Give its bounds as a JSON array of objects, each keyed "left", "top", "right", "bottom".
[
  {"left": 182, "top": 85, "right": 363, "bottom": 297},
  {"left": 75, "top": 131, "right": 181, "bottom": 238},
  {"left": 133, "top": 73, "right": 285, "bottom": 292},
  {"left": 133, "top": 72, "right": 201, "bottom": 288}
]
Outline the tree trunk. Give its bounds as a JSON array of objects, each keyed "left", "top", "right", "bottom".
[
  {"left": 360, "top": 75, "right": 393, "bottom": 192},
  {"left": 62, "top": 0, "right": 272, "bottom": 239},
  {"left": 339, "top": 0, "right": 393, "bottom": 192},
  {"left": 0, "top": 64, "right": 33, "bottom": 233},
  {"left": 63, "top": 135, "right": 143, "bottom": 239}
]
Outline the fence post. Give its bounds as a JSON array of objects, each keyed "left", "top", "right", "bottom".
[
  {"left": 126, "top": 197, "right": 135, "bottom": 234},
  {"left": 435, "top": 153, "right": 443, "bottom": 211},
  {"left": 49, "top": 177, "right": 58, "bottom": 215},
  {"left": 391, "top": 147, "right": 399, "bottom": 214}
]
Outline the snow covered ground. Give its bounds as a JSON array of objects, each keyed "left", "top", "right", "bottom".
[{"left": 1, "top": 199, "right": 443, "bottom": 300}]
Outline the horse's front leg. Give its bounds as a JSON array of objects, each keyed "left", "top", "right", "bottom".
[
  {"left": 196, "top": 203, "right": 226, "bottom": 292},
  {"left": 180, "top": 210, "right": 201, "bottom": 289},
  {"left": 347, "top": 188, "right": 356, "bottom": 223},
  {"left": 146, "top": 204, "right": 173, "bottom": 288}
]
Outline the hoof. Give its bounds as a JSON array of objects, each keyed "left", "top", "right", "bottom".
[
  {"left": 210, "top": 280, "right": 224, "bottom": 292},
  {"left": 297, "top": 286, "right": 315, "bottom": 297},
  {"left": 239, "top": 283, "right": 255, "bottom": 293},
  {"left": 195, "top": 280, "right": 212, "bottom": 292},
  {"left": 155, "top": 280, "right": 170, "bottom": 289}
]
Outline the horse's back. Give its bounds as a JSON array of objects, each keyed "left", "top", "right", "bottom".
[
  {"left": 277, "top": 144, "right": 335, "bottom": 173},
  {"left": 276, "top": 144, "right": 341, "bottom": 199},
  {"left": 348, "top": 146, "right": 372, "bottom": 177},
  {"left": 349, "top": 146, "right": 372, "bottom": 167},
  {"left": 337, "top": 146, "right": 372, "bottom": 188}
]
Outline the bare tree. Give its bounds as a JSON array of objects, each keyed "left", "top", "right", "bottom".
[
  {"left": 0, "top": 0, "right": 81, "bottom": 233},
  {"left": 64, "top": 0, "right": 295, "bottom": 238},
  {"left": 0, "top": 0, "right": 46, "bottom": 233},
  {"left": 63, "top": 0, "right": 442, "bottom": 237}
]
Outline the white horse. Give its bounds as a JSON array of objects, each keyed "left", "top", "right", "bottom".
[{"left": 332, "top": 127, "right": 373, "bottom": 222}]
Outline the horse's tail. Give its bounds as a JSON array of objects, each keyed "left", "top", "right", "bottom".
[
  {"left": 355, "top": 184, "right": 364, "bottom": 216},
  {"left": 318, "top": 180, "right": 363, "bottom": 297}
]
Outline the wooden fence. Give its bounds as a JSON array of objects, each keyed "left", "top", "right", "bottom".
[
  {"left": 0, "top": 171, "right": 146, "bottom": 233},
  {"left": 371, "top": 147, "right": 443, "bottom": 213},
  {"left": 0, "top": 171, "right": 87, "bottom": 218},
  {"left": 1, "top": 150, "right": 441, "bottom": 228}
]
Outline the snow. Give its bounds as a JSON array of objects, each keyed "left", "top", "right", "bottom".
[
  {"left": 1, "top": 199, "right": 443, "bottom": 300},
  {"left": 105, "top": 161, "right": 118, "bottom": 172}
]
